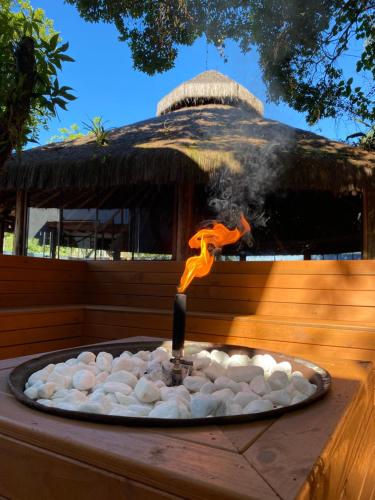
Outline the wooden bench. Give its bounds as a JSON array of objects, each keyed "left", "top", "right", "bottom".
[
  {"left": 84, "top": 260, "right": 375, "bottom": 365},
  {"left": 0, "top": 255, "right": 86, "bottom": 358}
]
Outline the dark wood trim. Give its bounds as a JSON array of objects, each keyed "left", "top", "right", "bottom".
[
  {"left": 175, "top": 183, "right": 194, "bottom": 261},
  {"left": 362, "top": 187, "right": 375, "bottom": 259},
  {"left": 13, "top": 191, "right": 27, "bottom": 256}
]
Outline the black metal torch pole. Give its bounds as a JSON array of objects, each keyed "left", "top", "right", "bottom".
[{"left": 172, "top": 293, "right": 186, "bottom": 358}]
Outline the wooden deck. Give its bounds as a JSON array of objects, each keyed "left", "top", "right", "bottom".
[{"left": 0, "top": 337, "right": 374, "bottom": 500}]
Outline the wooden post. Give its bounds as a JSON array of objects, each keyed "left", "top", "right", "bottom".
[
  {"left": 362, "top": 187, "right": 375, "bottom": 259},
  {"left": 0, "top": 216, "right": 4, "bottom": 254},
  {"left": 13, "top": 191, "right": 27, "bottom": 256},
  {"left": 174, "top": 183, "right": 194, "bottom": 261}
]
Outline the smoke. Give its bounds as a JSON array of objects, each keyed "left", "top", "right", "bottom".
[{"left": 203, "top": 106, "right": 295, "bottom": 249}]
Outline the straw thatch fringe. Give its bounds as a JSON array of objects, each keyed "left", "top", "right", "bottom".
[
  {"left": 1, "top": 104, "right": 374, "bottom": 193},
  {"left": 157, "top": 70, "right": 264, "bottom": 116}
]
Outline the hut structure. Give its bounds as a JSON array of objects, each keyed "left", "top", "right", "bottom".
[{"left": 0, "top": 70, "right": 374, "bottom": 260}]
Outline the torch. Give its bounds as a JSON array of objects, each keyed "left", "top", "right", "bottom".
[{"left": 170, "top": 214, "right": 251, "bottom": 385}]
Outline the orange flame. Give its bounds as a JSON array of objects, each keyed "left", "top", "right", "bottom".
[{"left": 177, "top": 214, "right": 251, "bottom": 293}]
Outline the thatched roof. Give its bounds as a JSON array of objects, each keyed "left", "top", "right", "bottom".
[
  {"left": 1, "top": 71, "right": 374, "bottom": 193},
  {"left": 157, "top": 70, "right": 264, "bottom": 116}
]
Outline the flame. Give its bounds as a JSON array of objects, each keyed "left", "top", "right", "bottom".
[{"left": 177, "top": 214, "right": 251, "bottom": 293}]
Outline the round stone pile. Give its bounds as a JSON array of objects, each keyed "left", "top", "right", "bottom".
[{"left": 23, "top": 347, "right": 317, "bottom": 419}]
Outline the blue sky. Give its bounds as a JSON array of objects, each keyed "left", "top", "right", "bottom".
[{"left": 33, "top": 0, "right": 367, "bottom": 146}]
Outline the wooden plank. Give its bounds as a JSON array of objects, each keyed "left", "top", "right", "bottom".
[
  {"left": 244, "top": 362, "right": 373, "bottom": 500},
  {"left": 0, "top": 254, "right": 87, "bottom": 272},
  {"left": 0, "top": 433, "right": 180, "bottom": 500},
  {"left": 85, "top": 282, "right": 375, "bottom": 307},
  {"left": 0, "top": 281, "right": 84, "bottom": 295},
  {"left": 0, "top": 338, "right": 84, "bottom": 360},
  {"left": 0, "top": 325, "right": 82, "bottom": 348},
  {"left": 0, "top": 308, "right": 84, "bottom": 332},
  {"left": 86, "top": 259, "right": 375, "bottom": 275},
  {"left": 0, "top": 390, "right": 278, "bottom": 500},
  {"left": 86, "top": 293, "right": 375, "bottom": 322},
  {"left": 87, "top": 271, "right": 375, "bottom": 291},
  {"left": 0, "top": 293, "right": 83, "bottom": 308},
  {"left": 185, "top": 332, "right": 375, "bottom": 364},
  {"left": 0, "top": 268, "right": 85, "bottom": 282}
]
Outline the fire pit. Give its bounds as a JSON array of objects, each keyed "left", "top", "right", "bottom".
[{"left": 8, "top": 340, "right": 331, "bottom": 427}]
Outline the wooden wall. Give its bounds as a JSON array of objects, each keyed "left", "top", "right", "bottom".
[
  {"left": 84, "top": 260, "right": 375, "bottom": 364},
  {"left": 0, "top": 255, "right": 86, "bottom": 359},
  {"left": 0, "top": 254, "right": 86, "bottom": 307},
  {"left": 1, "top": 255, "right": 375, "bottom": 363}
]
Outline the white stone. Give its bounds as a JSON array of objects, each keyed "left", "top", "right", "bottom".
[
  {"left": 111, "top": 356, "right": 135, "bottom": 373},
  {"left": 272, "top": 361, "right": 292, "bottom": 376},
  {"left": 102, "top": 382, "right": 132, "bottom": 395},
  {"left": 191, "top": 394, "right": 218, "bottom": 418},
  {"left": 134, "top": 377, "right": 160, "bottom": 403},
  {"left": 36, "top": 398, "right": 55, "bottom": 407},
  {"left": 214, "top": 376, "right": 241, "bottom": 393},
  {"left": 227, "top": 365, "right": 264, "bottom": 383},
  {"left": 200, "top": 382, "right": 215, "bottom": 394},
  {"left": 51, "top": 388, "right": 70, "bottom": 400},
  {"left": 107, "top": 370, "right": 137, "bottom": 387},
  {"left": 27, "top": 369, "right": 49, "bottom": 386},
  {"left": 64, "top": 389, "right": 87, "bottom": 404},
  {"left": 24, "top": 386, "right": 39, "bottom": 400},
  {"left": 233, "top": 391, "right": 260, "bottom": 408},
  {"left": 126, "top": 404, "right": 152, "bottom": 417},
  {"left": 47, "top": 372, "right": 68, "bottom": 389},
  {"left": 160, "top": 385, "right": 190, "bottom": 403},
  {"left": 192, "top": 355, "right": 211, "bottom": 370},
  {"left": 183, "top": 375, "right": 208, "bottom": 392},
  {"left": 228, "top": 354, "right": 252, "bottom": 367},
  {"left": 239, "top": 382, "right": 251, "bottom": 392},
  {"left": 45, "top": 364, "right": 55, "bottom": 373},
  {"left": 263, "top": 389, "right": 291, "bottom": 406},
  {"left": 243, "top": 399, "right": 273, "bottom": 413},
  {"left": 65, "top": 358, "right": 79, "bottom": 366},
  {"left": 268, "top": 371, "right": 289, "bottom": 390},
  {"left": 250, "top": 375, "right": 271, "bottom": 396},
  {"left": 251, "top": 354, "right": 277, "bottom": 374},
  {"left": 291, "top": 376, "right": 316, "bottom": 396},
  {"left": 154, "top": 380, "right": 166, "bottom": 389},
  {"left": 77, "top": 351, "right": 96, "bottom": 364},
  {"left": 53, "top": 400, "right": 78, "bottom": 411},
  {"left": 148, "top": 400, "right": 190, "bottom": 419},
  {"left": 196, "top": 350, "right": 211, "bottom": 359},
  {"left": 134, "top": 350, "right": 150, "bottom": 361},
  {"left": 291, "top": 392, "right": 307, "bottom": 404},
  {"left": 96, "top": 352, "right": 113, "bottom": 372},
  {"left": 150, "top": 348, "right": 170, "bottom": 363},
  {"left": 225, "top": 402, "right": 243, "bottom": 416},
  {"left": 114, "top": 393, "right": 138, "bottom": 406},
  {"left": 38, "top": 382, "right": 56, "bottom": 399},
  {"left": 72, "top": 369, "right": 96, "bottom": 391},
  {"left": 95, "top": 371, "right": 109, "bottom": 386},
  {"left": 210, "top": 349, "right": 230, "bottom": 368},
  {"left": 211, "top": 388, "right": 235, "bottom": 405},
  {"left": 53, "top": 363, "right": 73, "bottom": 376},
  {"left": 79, "top": 401, "right": 104, "bottom": 414},
  {"left": 204, "top": 361, "right": 226, "bottom": 381}
]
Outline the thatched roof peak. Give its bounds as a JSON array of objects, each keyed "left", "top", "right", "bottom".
[{"left": 157, "top": 70, "right": 264, "bottom": 117}]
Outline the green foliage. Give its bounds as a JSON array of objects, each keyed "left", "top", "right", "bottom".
[
  {"left": 66, "top": 0, "right": 374, "bottom": 125},
  {"left": 48, "top": 117, "right": 108, "bottom": 145},
  {"left": 347, "top": 125, "right": 375, "bottom": 151},
  {"left": 82, "top": 116, "right": 108, "bottom": 145},
  {"left": 0, "top": 0, "right": 76, "bottom": 156},
  {"left": 49, "top": 123, "right": 84, "bottom": 142}
]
